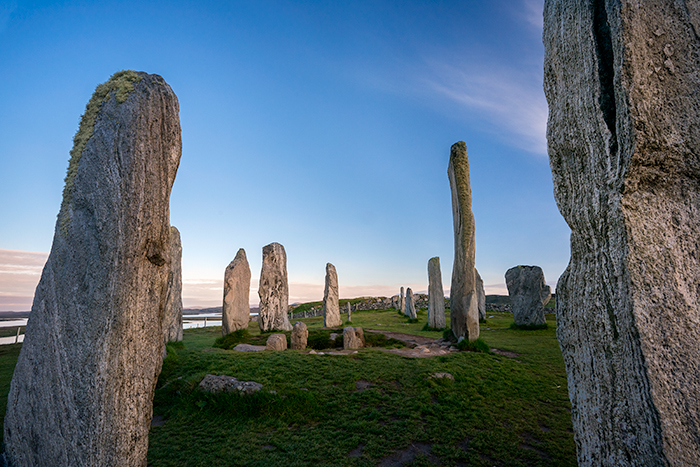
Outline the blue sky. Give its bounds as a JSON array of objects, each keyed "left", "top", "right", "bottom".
[{"left": 0, "top": 0, "right": 570, "bottom": 310}]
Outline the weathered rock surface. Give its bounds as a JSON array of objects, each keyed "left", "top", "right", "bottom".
[
  {"left": 405, "top": 288, "right": 417, "bottom": 320},
  {"left": 448, "top": 141, "right": 479, "bottom": 341},
  {"left": 476, "top": 269, "right": 485, "bottom": 321},
  {"left": 258, "top": 242, "right": 292, "bottom": 332},
  {"left": 291, "top": 321, "right": 308, "bottom": 350},
  {"left": 233, "top": 344, "right": 266, "bottom": 352},
  {"left": 266, "top": 333, "right": 288, "bottom": 351},
  {"left": 163, "top": 226, "right": 183, "bottom": 343},
  {"left": 400, "top": 287, "right": 405, "bottom": 314},
  {"left": 343, "top": 326, "right": 364, "bottom": 349},
  {"left": 323, "top": 263, "right": 341, "bottom": 327},
  {"left": 222, "top": 248, "right": 251, "bottom": 335},
  {"left": 544, "top": 2, "right": 700, "bottom": 465},
  {"left": 346, "top": 302, "right": 352, "bottom": 322},
  {"left": 198, "top": 374, "right": 263, "bottom": 395},
  {"left": 428, "top": 257, "right": 446, "bottom": 329},
  {"left": 3, "top": 71, "right": 181, "bottom": 467},
  {"left": 505, "top": 266, "right": 550, "bottom": 327}
]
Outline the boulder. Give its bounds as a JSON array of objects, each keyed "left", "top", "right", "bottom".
[
  {"left": 163, "top": 226, "right": 183, "bottom": 344},
  {"left": 198, "top": 374, "right": 263, "bottom": 395},
  {"left": 266, "top": 333, "right": 288, "bottom": 351},
  {"left": 258, "top": 243, "right": 292, "bottom": 331},
  {"left": 222, "top": 248, "right": 251, "bottom": 335},
  {"left": 505, "top": 266, "right": 549, "bottom": 327},
  {"left": 427, "top": 257, "right": 446, "bottom": 329},
  {"left": 475, "top": 269, "right": 486, "bottom": 321},
  {"left": 2, "top": 71, "right": 181, "bottom": 467},
  {"left": 448, "top": 141, "right": 479, "bottom": 341},
  {"left": 404, "top": 287, "right": 417, "bottom": 320},
  {"left": 343, "top": 326, "right": 364, "bottom": 349},
  {"left": 544, "top": 1, "right": 700, "bottom": 464},
  {"left": 290, "top": 321, "right": 308, "bottom": 350},
  {"left": 322, "top": 263, "right": 341, "bottom": 327}
]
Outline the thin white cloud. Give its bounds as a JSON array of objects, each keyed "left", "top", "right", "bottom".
[
  {"left": 0, "top": 249, "right": 49, "bottom": 311},
  {"left": 522, "top": 0, "right": 544, "bottom": 30}
]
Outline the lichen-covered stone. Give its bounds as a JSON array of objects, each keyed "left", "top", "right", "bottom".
[
  {"left": 475, "top": 269, "right": 486, "bottom": 321},
  {"left": 198, "top": 374, "right": 262, "bottom": 395},
  {"left": 258, "top": 242, "right": 292, "bottom": 332},
  {"left": 3, "top": 71, "right": 181, "bottom": 467},
  {"left": 291, "top": 321, "right": 308, "bottom": 350},
  {"left": 323, "top": 263, "right": 341, "bottom": 327},
  {"left": 544, "top": 2, "right": 700, "bottom": 464},
  {"left": 222, "top": 248, "right": 251, "bottom": 335},
  {"left": 265, "top": 333, "right": 287, "bottom": 351},
  {"left": 428, "top": 257, "right": 445, "bottom": 329},
  {"left": 343, "top": 326, "right": 364, "bottom": 349},
  {"left": 163, "top": 226, "right": 183, "bottom": 344},
  {"left": 505, "top": 265, "right": 550, "bottom": 327},
  {"left": 448, "top": 141, "right": 479, "bottom": 341},
  {"left": 405, "top": 287, "right": 417, "bottom": 320}
]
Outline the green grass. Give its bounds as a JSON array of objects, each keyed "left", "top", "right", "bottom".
[
  {"left": 0, "top": 309, "right": 574, "bottom": 465},
  {"left": 0, "top": 343, "right": 22, "bottom": 446},
  {"left": 0, "top": 327, "right": 22, "bottom": 339}
]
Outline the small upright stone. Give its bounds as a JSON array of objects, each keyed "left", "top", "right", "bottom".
[
  {"left": 323, "top": 263, "right": 341, "bottom": 327},
  {"left": 346, "top": 302, "right": 352, "bottom": 322},
  {"left": 291, "top": 321, "right": 308, "bottom": 350},
  {"left": 505, "top": 266, "right": 550, "bottom": 327},
  {"left": 266, "top": 333, "right": 287, "bottom": 351},
  {"left": 3, "top": 71, "right": 181, "bottom": 467},
  {"left": 164, "top": 226, "right": 183, "bottom": 343},
  {"left": 343, "top": 326, "right": 364, "bottom": 349},
  {"left": 475, "top": 269, "right": 486, "bottom": 321},
  {"left": 448, "top": 141, "right": 479, "bottom": 341},
  {"left": 258, "top": 243, "right": 292, "bottom": 332},
  {"left": 399, "top": 286, "right": 405, "bottom": 314},
  {"left": 405, "top": 287, "right": 417, "bottom": 320},
  {"left": 222, "top": 248, "right": 251, "bottom": 335},
  {"left": 428, "top": 257, "right": 446, "bottom": 329}
]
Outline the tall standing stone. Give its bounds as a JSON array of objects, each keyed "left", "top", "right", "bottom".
[
  {"left": 428, "top": 257, "right": 446, "bottom": 329},
  {"left": 222, "top": 248, "right": 251, "bottom": 335},
  {"left": 505, "top": 265, "right": 550, "bottom": 327},
  {"left": 448, "top": 141, "right": 479, "bottom": 341},
  {"left": 323, "top": 263, "right": 341, "bottom": 328},
  {"left": 258, "top": 242, "right": 292, "bottom": 332},
  {"left": 544, "top": 2, "right": 700, "bottom": 465},
  {"left": 399, "top": 286, "right": 405, "bottom": 314},
  {"left": 404, "top": 287, "right": 417, "bottom": 320},
  {"left": 3, "top": 71, "right": 181, "bottom": 467},
  {"left": 347, "top": 302, "right": 352, "bottom": 322},
  {"left": 475, "top": 269, "right": 486, "bottom": 321},
  {"left": 163, "top": 226, "right": 183, "bottom": 344}
]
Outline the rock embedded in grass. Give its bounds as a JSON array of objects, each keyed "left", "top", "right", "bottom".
[
  {"left": 3, "top": 71, "right": 181, "bottom": 467},
  {"left": 544, "top": 1, "right": 700, "bottom": 464},
  {"left": 428, "top": 257, "right": 446, "bottom": 329},
  {"left": 343, "top": 327, "right": 364, "bottom": 349},
  {"left": 266, "top": 333, "right": 288, "bottom": 351},
  {"left": 164, "top": 226, "right": 184, "bottom": 345},
  {"left": 222, "top": 248, "right": 251, "bottom": 335},
  {"left": 291, "top": 321, "right": 308, "bottom": 350},
  {"left": 505, "top": 265, "right": 550, "bottom": 327},
  {"left": 448, "top": 141, "right": 479, "bottom": 341},
  {"left": 198, "top": 374, "right": 263, "bottom": 395},
  {"left": 322, "top": 262, "right": 341, "bottom": 327},
  {"left": 258, "top": 243, "right": 293, "bottom": 332}
]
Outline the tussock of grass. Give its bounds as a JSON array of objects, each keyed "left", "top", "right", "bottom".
[
  {"left": 510, "top": 323, "right": 549, "bottom": 331},
  {"left": 363, "top": 333, "right": 405, "bottom": 348},
  {"left": 407, "top": 318, "right": 418, "bottom": 324},
  {"left": 422, "top": 323, "right": 446, "bottom": 332},
  {"left": 213, "top": 329, "right": 252, "bottom": 349},
  {"left": 455, "top": 337, "right": 491, "bottom": 353},
  {"left": 306, "top": 329, "right": 343, "bottom": 350}
]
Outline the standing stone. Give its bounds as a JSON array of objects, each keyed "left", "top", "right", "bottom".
[
  {"left": 399, "top": 286, "right": 405, "bottom": 314},
  {"left": 428, "top": 257, "right": 446, "bottom": 329},
  {"left": 322, "top": 263, "right": 341, "bottom": 327},
  {"left": 222, "top": 248, "right": 251, "bottom": 335},
  {"left": 290, "top": 321, "right": 308, "bottom": 350},
  {"left": 347, "top": 302, "right": 352, "bottom": 322},
  {"left": 258, "top": 242, "right": 292, "bottom": 332},
  {"left": 265, "top": 333, "right": 287, "bottom": 351},
  {"left": 544, "top": 2, "right": 700, "bottom": 465},
  {"left": 404, "top": 287, "right": 417, "bottom": 320},
  {"left": 3, "top": 71, "right": 181, "bottom": 467},
  {"left": 505, "top": 266, "right": 550, "bottom": 327},
  {"left": 448, "top": 141, "right": 479, "bottom": 341},
  {"left": 475, "top": 269, "right": 486, "bottom": 321},
  {"left": 163, "top": 226, "right": 183, "bottom": 343},
  {"left": 343, "top": 326, "right": 364, "bottom": 349}
]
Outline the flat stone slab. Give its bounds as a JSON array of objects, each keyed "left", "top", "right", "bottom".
[
  {"left": 233, "top": 344, "right": 266, "bottom": 352},
  {"left": 198, "top": 374, "right": 263, "bottom": 395}
]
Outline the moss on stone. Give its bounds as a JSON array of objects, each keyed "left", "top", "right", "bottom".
[{"left": 59, "top": 70, "right": 142, "bottom": 232}]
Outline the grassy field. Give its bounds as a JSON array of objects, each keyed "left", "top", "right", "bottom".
[{"left": 0, "top": 308, "right": 575, "bottom": 466}]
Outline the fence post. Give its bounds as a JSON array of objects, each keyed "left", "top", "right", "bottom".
[{"left": 15, "top": 326, "right": 20, "bottom": 344}]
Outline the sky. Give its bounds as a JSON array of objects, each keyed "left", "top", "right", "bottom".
[{"left": 0, "top": 0, "right": 571, "bottom": 311}]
